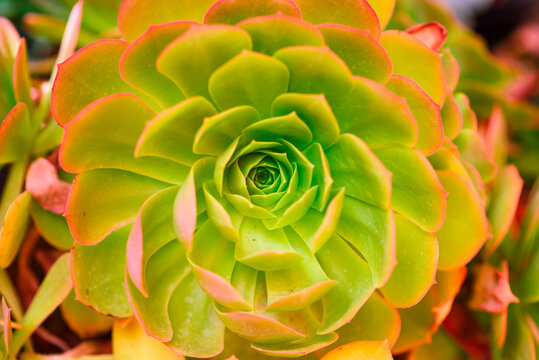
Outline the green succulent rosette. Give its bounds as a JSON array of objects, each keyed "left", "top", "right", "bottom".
[{"left": 52, "top": 0, "right": 494, "bottom": 357}]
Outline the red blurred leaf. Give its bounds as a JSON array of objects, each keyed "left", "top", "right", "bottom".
[
  {"left": 468, "top": 262, "right": 519, "bottom": 313},
  {"left": 25, "top": 158, "right": 71, "bottom": 215},
  {"left": 406, "top": 22, "right": 447, "bottom": 52},
  {"left": 443, "top": 303, "right": 491, "bottom": 360}
]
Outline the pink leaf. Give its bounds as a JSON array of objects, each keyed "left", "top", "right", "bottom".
[
  {"left": 25, "top": 158, "right": 71, "bottom": 214},
  {"left": 468, "top": 261, "right": 519, "bottom": 313},
  {"left": 406, "top": 22, "right": 447, "bottom": 51}
]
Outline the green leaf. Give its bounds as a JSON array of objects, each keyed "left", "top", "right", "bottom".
[
  {"left": 292, "top": 189, "right": 344, "bottom": 253},
  {"left": 265, "top": 228, "right": 336, "bottom": 312},
  {"left": 204, "top": 0, "right": 300, "bottom": 25},
  {"left": 66, "top": 169, "right": 170, "bottom": 245},
  {"left": 166, "top": 273, "right": 225, "bottom": 357},
  {"left": 13, "top": 39, "right": 33, "bottom": 113},
  {"left": 316, "top": 235, "right": 374, "bottom": 334},
  {"left": 72, "top": 226, "right": 132, "bottom": 317},
  {"left": 60, "top": 290, "right": 114, "bottom": 339},
  {"left": 253, "top": 333, "right": 338, "bottom": 357},
  {"left": 375, "top": 147, "right": 446, "bottom": 232},
  {"left": 334, "top": 292, "right": 401, "bottom": 351},
  {"left": 173, "top": 158, "right": 214, "bottom": 251},
  {"left": 485, "top": 165, "right": 523, "bottom": 255},
  {"left": 135, "top": 96, "right": 217, "bottom": 166},
  {"left": 263, "top": 186, "right": 318, "bottom": 229},
  {"left": 194, "top": 106, "right": 259, "bottom": 156},
  {"left": 0, "top": 192, "right": 31, "bottom": 268},
  {"left": 453, "top": 129, "right": 497, "bottom": 183},
  {"left": 120, "top": 22, "right": 193, "bottom": 108},
  {"left": 30, "top": 200, "right": 74, "bottom": 251},
  {"left": 318, "top": 24, "right": 391, "bottom": 83},
  {"left": 337, "top": 196, "right": 396, "bottom": 287},
  {"left": 0, "top": 103, "right": 33, "bottom": 164},
  {"left": 52, "top": 39, "right": 155, "bottom": 126},
  {"left": 435, "top": 171, "right": 490, "bottom": 270},
  {"left": 209, "top": 51, "right": 289, "bottom": 118},
  {"left": 272, "top": 93, "right": 339, "bottom": 149},
  {"left": 385, "top": 75, "right": 443, "bottom": 155},
  {"left": 326, "top": 134, "right": 391, "bottom": 209},
  {"left": 332, "top": 77, "right": 418, "bottom": 149},
  {"left": 321, "top": 340, "right": 393, "bottom": 360},
  {"left": 293, "top": 0, "right": 381, "bottom": 38},
  {"left": 236, "top": 217, "right": 303, "bottom": 271},
  {"left": 440, "top": 93, "right": 463, "bottom": 140},
  {"left": 157, "top": 25, "right": 252, "bottom": 100},
  {"left": 203, "top": 181, "right": 243, "bottom": 242},
  {"left": 273, "top": 46, "right": 353, "bottom": 104},
  {"left": 369, "top": 0, "right": 396, "bottom": 28},
  {"left": 190, "top": 222, "right": 251, "bottom": 310},
  {"left": 118, "top": 0, "right": 216, "bottom": 41},
  {"left": 238, "top": 14, "right": 324, "bottom": 55},
  {"left": 60, "top": 94, "right": 189, "bottom": 184},
  {"left": 126, "top": 241, "right": 189, "bottom": 342},
  {"left": 303, "top": 143, "right": 334, "bottom": 211},
  {"left": 11, "top": 253, "right": 72, "bottom": 354},
  {"left": 380, "top": 215, "right": 438, "bottom": 308},
  {"left": 126, "top": 186, "right": 178, "bottom": 295},
  {"left": 380, "top": 30, "right": 446, "bottom": 105}
]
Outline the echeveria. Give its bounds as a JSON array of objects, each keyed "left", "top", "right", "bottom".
[{"left": 52, "top": 0, "right": 493, "bottom": 357}]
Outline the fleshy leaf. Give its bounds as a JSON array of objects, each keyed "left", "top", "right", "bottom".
[
  {"left": 375, "top": 148, "right": 446, "bottom": 232},
  {"left": 385, "top": 75, "right": 443, "bottom": 155},
  {"left": 236, "top": 217, "right": 303, "bottom": 271},
  {"left": 292, "top": 189, "right": 344, "bottom": 253},
  {"left": 316, "top": 235, "right": 374, "bottom": 334},
  {"left": 173, "top": 158, "right": 214, "bottom": 251},
  {"left": 113, "top": 317, "right": 182, "bottom": 360},
  {"left": 272, "top": 93, "right": 339, "bottom": 149},
  {"left": 204, "top": 0, "right": 300, "bottom": 25},
  {"left": 435, "top": 170, "right": 490, "bottom": 270},
  {"left": 60, "top": 290, "right": 114, "bottom": 339},
  {"left": 209, "top": 50, "right": 289, "bottom": 118},
  {"left": 405, "top": 22, "right": 447, "bottom": 51},
  {"left": 453, "top": 129, "right": 497, "bottom": 183},
  {"left": 333, "top": 77, "right": 418, "bottom": 149},
  {"left": 127, "top": 241, "right": 189, "bottom": 342},
  {"left": 118, "top": 0, "right": 216, "bottom": 41},
  {"left": 318, "top": 24, "right": 391, "bottom": 83},
  {"left": 126, "top": 186, "right": 178, "bottom": 296},
  {"left": 242, "top": 113, "right": 312, "bottom": 150},
  {"left": 337, "top": 196, "right": 396, "bottom": 287},
  {"left": 303, "top": 143, "right": 334, "bottom": 211},
  {"left": 293, "top": 0, "right": 381, "bottom": 38},
  {"left": 273, "top": 46, "right": 353, "bottom": 105},
  {"left": 72, "top": 226, "right": 132, "bottom": 317},
  {"left": 166, "top": 273, "right": 225, "bottom": 357},
  {"left": 13, "top": 39, "right": 33, "bottom": 112},
  {"left": 194, "top": 106, "right": 259, "bottom": 156},
  {"left": 52, "top": 39, "right": 153, "bottom": 126},
  {"left": 203, "top": 182, "right": 243, "bottom": 242},
  {"left": 468, "top": 262, "right": 518, "bottom": 314},
  {"left": 334, "top": 292, "right": 401, "bottom": 350},
  {"left": 120, "top": 22, "right": 195, "bottom": 108},
  {"left": 265, "top": 228, "right": 337, "bottom": 312},
  {"left": 66, "top": 169, "right": 170, "bottom": 245},
  {"left": 380, "top": 215, "right": 438, "bottom": 308},
  {"left": 60, "top": 94, "right": 189, "bottom": 184},
  {"left": 25, "top": 158, "right": 71, "bottom": 215},
  {"left": 0, "top": 192, "right": 31, "bottom": 268},
  {"left": 238, "top": 14, "right": 324, "bottom": 55},
  {"left": 157, "top": 25, "right": 252, "bottom": 100},
  {"left": 0, "top": 103, "right": 33, "bottom": 164},
  {"left": 485, "top": 165, "right": 523, "bottom": 255},
  {"left": 380, "top": 30, "right": 446, "bottom": 105},
  {"left": 30, "top": 201, "right": 74, "bottom": 250},
  {"left": 326, "top": 134, "right": 391, "bottom": 208},
  {"left": 253, "top": 333, "right": 338, "bottom": 357},
  {"left": 190, "top": 222, "right": 251, "bottom": 310},
  {"left": 368, "top": 0, "right": 396, "bottom": 28},
  {"left": 136, "top": 96, "right": 217, "bottom": 165},
  {"left": 321, "top": 341, "right": 393, "bottom": 360},
  {"left": 440, "top": 93, "right": 463, "bottom": 140}
]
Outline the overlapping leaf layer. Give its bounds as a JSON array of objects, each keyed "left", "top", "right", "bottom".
[{"left": 52, "top": 0, "right": 494, "bottom": 357}]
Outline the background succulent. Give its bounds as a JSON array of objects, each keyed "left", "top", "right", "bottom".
[{"left": 50, "top": 0, "right": 497, "bottom": 357}]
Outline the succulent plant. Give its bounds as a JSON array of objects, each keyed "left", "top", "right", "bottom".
[{"left": 49, "top": 0, "right": 499, "bottom": 357}]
